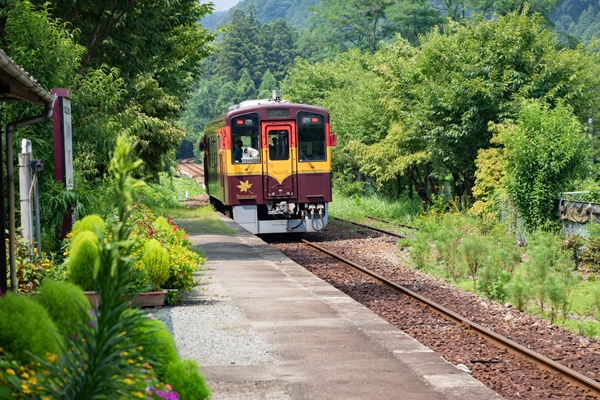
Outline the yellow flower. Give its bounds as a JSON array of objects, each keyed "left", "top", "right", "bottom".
[
  {"left": 29, "top": 377, "right": 38, "bottom": 385},
  {"left": 125, "top": 378, "right": 133, "bottom": 384},
  {"left": 6, "top": 368, "right": 15, "bottom": 375},
  {"left": 21, "top": 383, "right": 31, "bottom": 394},
  {"left": 21, "top": 372, "right": 30, "bottom": 379}
]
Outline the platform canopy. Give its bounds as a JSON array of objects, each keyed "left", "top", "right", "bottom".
[{"left": 0, "top": 49, "right": 54, "bottom": 106}]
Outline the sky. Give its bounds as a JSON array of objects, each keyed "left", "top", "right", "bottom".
[{"left": 211, "top": 0, "right": 241, "bottom": 12}]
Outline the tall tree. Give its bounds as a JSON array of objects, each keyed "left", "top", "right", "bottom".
[
  {"left": 215, "top": 7, "right": 265, "bottom": 83},
  {"left": 308, "top": 0, "right": 394, "bottom": 53},
  {"left": 258, "top": 70, "right": 278, "bottom": 98},
  {"left": 260, "top": 18, "right": 298, "bottom": 81}
]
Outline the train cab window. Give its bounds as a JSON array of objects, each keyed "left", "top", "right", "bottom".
[
  {"left": 231, "top": 113, "right": 260, "bottom": 164},
  {"left": 269, "top": 130, "right": 289, "bottom": 161},
  {"left": 298, "top": 112, "right": 326, "bottom": 162}
]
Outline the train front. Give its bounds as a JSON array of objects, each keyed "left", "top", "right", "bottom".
[{"left": 221, "top": 101, "right": 336, "bottom": 234}]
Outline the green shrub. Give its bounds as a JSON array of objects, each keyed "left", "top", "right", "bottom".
[
  {"left": 72, "top": 214, "right": 105, "bottom": 238},
  {"left": 163, "top": 243, "right": 202, "bottom": 304},
  {"left": 459, "top": 235, "right": 489, "bottom": 291},
  {"left": 0, "top": 294, "right": 60, "bottom": 363},
  {"left": 408, "top": 236, "right": 430, "bottom": 270},
  {"left": 141, "top": 239, "right": 170, "bottom": 290},
  {"left": 580, "top": 236, "right": 600, "bottom": 272},
  {"left": 164, "top": 359, "right": 210, "bottom": 400},
  {"left": 68, "top": 230, "right": 100, "bottom": 291},
  {"left": 35, "top": 280, "right": 91, "bottom": 336},
  {"left": 477, "top": 265, "right": 510, "bottom": 303},
  {"left": 506, "top": 273, "right": 532, "bottom": 312},
  {"left": 135, "top": 317, "right": 179, "bottom": 379},
  {"left": 564, "top": 234, "right": 586, "bottom": 264}
]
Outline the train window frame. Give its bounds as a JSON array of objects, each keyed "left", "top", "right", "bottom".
[
  {"left": 297, "top": 112, "right": 327, "bottom": 162},
  {"left": 268, "top": 129, "right": 290, "bottom": 161},
  {"left": 231, "top": 113, "right": 261, "bottom": 164}
]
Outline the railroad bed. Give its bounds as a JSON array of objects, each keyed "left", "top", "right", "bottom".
[
  {"left": 270, "top": 219, "right": 600, "bottom": 399},
  {"left": 153, "top": 212, "right": 501, "bottom": 400}
]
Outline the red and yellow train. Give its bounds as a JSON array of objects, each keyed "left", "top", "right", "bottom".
[{"left": 200, "top": 95, "right": 336, "bottom": 234}]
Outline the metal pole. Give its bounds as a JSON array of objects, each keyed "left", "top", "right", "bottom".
[
  {"left": 34, "top": 171, "right": 42, "bottom": 254},
  {"left": 6, "top": 101, "right": 54, "bottom": 293}
]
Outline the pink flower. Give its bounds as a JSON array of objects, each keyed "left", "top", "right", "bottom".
[{"left": 149, "top": 227, "right": 154, "bottom": 236}]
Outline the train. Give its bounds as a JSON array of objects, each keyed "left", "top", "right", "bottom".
[{"left": 200, "top": 92, "right": 336, "bottom": 234}]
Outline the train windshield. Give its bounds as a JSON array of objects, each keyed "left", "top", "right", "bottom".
[
  {"left": 298, "top": 112, "right": 326, "bottom": 162},
  {"left": 231, "top": 113, "right": 260, "bottom": 164}
]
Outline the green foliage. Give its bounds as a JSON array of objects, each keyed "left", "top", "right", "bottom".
[
  {"left": 7, "top": 232, "right": 47, "bottom": 294},
  {"left": 470, "top": 145, "right": 506, "bottom": 224},
  {"left": 135, "top": 317, "right": 180, "bottom": 379},
  {"left": 35, "top": 280, "right": 91, "bottom": 336},
  {"left": 477, "top": 265, "right": 510, "bottom": 303},
  {"left": 0, "top": 294, "right": 60, "bottom": 364},
  {"left": 258, "top": 69, "right": 278, "bottom": 98},
  {"left": 72, "top": 215, "right": 106, "bottom": 238},
  {"left": 136, "top": 172, "right": 204, "bottom": 211},
  {"left": 506, "top": 273, "right": 532, "bottom": 311},
  {"left": 564, "top": 234, "right": 586, "bottom": 263},
  {"left": 164, "top": 359, "right": 210, "bottom": 400},
  {"left": 460, "top": 235, "right": 489, "bottom": 290},
  {"left": 408, "top": 237, "right": 431, "bottom": 270},
  {"left": 372, "top": 10, "right": 600, "bottom": 205},
  {"left": 35, "top": 135, "right": 161, "bottom": 398},
  {"left": 67, "top": 230, "right": 99, "bottom": 291},
  {"left": 501, "top": 100, "right": 591, "bottom": 232},
  {"left": 518, "top": 231, "right": 578, "bottom": 319},
  {"left": 141, "top": 239, "right": 171, "bottom": 291},
  {"left": 580, "top": 237, "right": 600, "bottom": 272}
]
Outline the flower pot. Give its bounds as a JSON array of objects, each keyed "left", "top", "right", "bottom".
[
  {"left": 83, "top": 290, "right": 167, "bottom": 309},
  {"left": 131, "top": 290, "right": 167, "bottom": 309},
  {"left": 83, "top": 291, "right": 99, "bottom": 308}
]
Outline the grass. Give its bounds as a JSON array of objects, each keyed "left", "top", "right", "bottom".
[
  {"left": 330, "top": 189, "right": 422, "bottom": 224},
  {"left": 142, "top": 172, "right": 234, "bottom": 235}
]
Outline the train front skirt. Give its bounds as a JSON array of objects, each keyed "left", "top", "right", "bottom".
[{"left": 232, "top": 203, "right": 328, "bottom": 234}]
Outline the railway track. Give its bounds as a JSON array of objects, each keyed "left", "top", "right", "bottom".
[
  {"left": 269, "top": 219, "right": 600, "bottom": 399},
  {"left": 177, "top": 158, "right": 204, "bottom": 181},
  {"left": 301, "top": 237, "right": 600, "bottom": 397}
]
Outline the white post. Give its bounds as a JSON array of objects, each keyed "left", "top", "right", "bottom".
[{"left": 18, "top": 139, "right": 33, "bottom": 246}]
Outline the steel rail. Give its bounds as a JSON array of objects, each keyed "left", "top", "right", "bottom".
[
  {"left": 333, "top": 217, "right": 406, "bottom": 239},
  {"left": 301, "top": 238, "right": 600, "bottom": 395}
]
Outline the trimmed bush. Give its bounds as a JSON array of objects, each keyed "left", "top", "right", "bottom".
[
  {"left": 68, "top": 230, "right": 99, "bottom": 291},
  {"left": 0, "top": 293, "right": 60, "bottom": 363},
  {"left": 164, "top": 359, "right": 210, "bottom": 400},
  {"left": 141, "top": 239, "right": 170, "bottom": 290},
  {"left": 72, "top": 214, "right": 105, "bottom": 238},
  {"left": 35, "top": 280, "right": 91, "bottom": 336},
  {"left": 135, "top": 317, "right": 179, "bottom": 379}
]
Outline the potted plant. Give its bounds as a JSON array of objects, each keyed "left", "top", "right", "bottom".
[{"left": 134, "top": 238, "right": 170, "bottom": 308}]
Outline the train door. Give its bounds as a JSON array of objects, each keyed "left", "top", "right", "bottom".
[{"left": 262, "top": 124, "right": 297, "bottom": 199}]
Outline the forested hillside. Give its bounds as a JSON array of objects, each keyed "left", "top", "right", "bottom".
[{"left": 203, "top": 0, "right": 320, "bottom": 30}]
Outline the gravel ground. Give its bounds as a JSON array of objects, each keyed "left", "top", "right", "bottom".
[{"left": 151, "top": 265, "right": 292, "bottom": 400}]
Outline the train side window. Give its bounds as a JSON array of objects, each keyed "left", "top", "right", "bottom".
[
  {"left": 231, "top": 113, "right": 260, "bottom": 164},
  {"left": 298, "top": 112, "right": 326, "bottom": 162},
  {"left": 269, "top": 130, "right": 289, "bottom": 161}
]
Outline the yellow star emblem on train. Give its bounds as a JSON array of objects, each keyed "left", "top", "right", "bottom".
[{"left": 237, "top": 179, "right": 253, "bottom": 193}]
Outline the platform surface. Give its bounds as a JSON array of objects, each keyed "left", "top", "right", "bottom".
[{"left": 157, "top": 215, "right": 504, "bottom": 400}]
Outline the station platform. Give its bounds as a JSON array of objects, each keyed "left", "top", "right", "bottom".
[{"left": 158, "top": 215, "right": 504, "bottom": 400}]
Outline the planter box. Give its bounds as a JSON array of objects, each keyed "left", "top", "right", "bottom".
[{"left": 83, "top": 290, "right": 167, "bottom": 309}]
